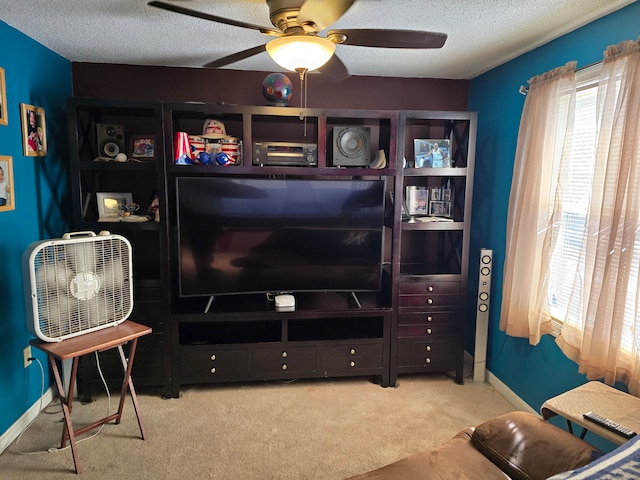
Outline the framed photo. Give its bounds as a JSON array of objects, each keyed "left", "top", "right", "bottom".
[
  {"left": 0, "top": 67, "right": 7, "bottom": 126},
  {"left": 129, "top": 135, "right": 155, "bottom": 160},
  {"left": 405, "top": 186, "right": 429, "bottom": 215},
  {"left": 144, "top": 190, "right": 160, "bottom": 222},
  {"left": 20, "top": 103, "right": 47, "bottom": 156},
  {"left": 0, "top": 156, "right": 15, "bottom": 212},
  {"left": 429, "top": 200, "right": 452, "bottom": 217},
  {"left": 96, "top": 192, "right": 133, "bottom": 220},
  {"left": 414, "top": 139, "right": 450, "bottom": 168}
]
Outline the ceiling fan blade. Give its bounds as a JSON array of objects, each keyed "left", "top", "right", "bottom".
[
  {"left": 147, "top": 1, "right": 281, "bottom": 36},
  {"left": 298, "top": 0, "right": 355, "bottom": 32},
  {"left": 203, "top": 45, "right": 267, "bottom": 68},
  {"left": 327, "top": 29, "right": 447, "bottom": 49},
  {"left": 315, "top": 54, "right": 350, "bottom": 82}
]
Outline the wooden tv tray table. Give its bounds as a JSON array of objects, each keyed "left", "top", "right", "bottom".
[
  {"left": 541, "top": 381, "right": 640, "bottom": 445},
  {"left": 30, "top": 320, "right": 152, "bottom": 474}
]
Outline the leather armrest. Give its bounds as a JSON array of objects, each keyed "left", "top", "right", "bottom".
[{"left": 471, "top": 411, "right": 598, "bottom": 480}]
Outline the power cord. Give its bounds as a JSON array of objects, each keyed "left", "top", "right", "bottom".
[{"left": 15, "top": 351, "right": 112, "bottom": 455}]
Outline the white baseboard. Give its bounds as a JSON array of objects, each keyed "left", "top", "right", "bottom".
[
  {"left": 486, "top": 372, "right": 537, "bottom": 415},
  {"left": 0, "top": 387, "right": 56, "bottom": 455},
  {"left": 465, "top": 350, "right": 536, "bottom": 415}
]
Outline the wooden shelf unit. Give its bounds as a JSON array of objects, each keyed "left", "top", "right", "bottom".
[{"left": 67, "top": 98, "right": 476, "bottom": 397}]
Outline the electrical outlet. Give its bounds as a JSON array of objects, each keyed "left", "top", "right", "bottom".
[{"left": 23, "top": 346, "right": 32, "bottom": 368}]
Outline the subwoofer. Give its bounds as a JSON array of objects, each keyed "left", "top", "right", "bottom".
[
  {"left": 332, "top": 126, "right": 370, "bottom": 167},
  {"left": 97, "top": 123, "right": 125, "bottom": 158}
]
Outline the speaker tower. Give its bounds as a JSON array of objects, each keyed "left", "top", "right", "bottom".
[
  {"left": 473, "top": 248, "right": 492, "bottom": 383},
  {"left": 332, "top": 126, "right": 370, "bottom": 167},
  {"left": 97, "top": 123, "right": 125, "bottom": 158}
]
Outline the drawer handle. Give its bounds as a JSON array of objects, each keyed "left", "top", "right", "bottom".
[
  {"left": 426, "top": 315, "right": 433, "bottom": 322},
  {"left": 427, "top": 298, "right": 433, "bottom": 305},
  {"left": 425, "top": 357, "right": 431, "bottom": 364},
  {"left": 428, "top": 285, "right": 434, "bottom": 292},
  {"left": 350, "top": 361, "right": 356, "bottom": 367},
  {"left": 426, "top": 328, "right": 432, "bottom": 334},
  {"left": 282, "top": 351, "right": 288, "bottom": 358},
  {"left": 210, "top": 354, "right": 216, "bottom": 361},
  {"left": 282, "top": 364, "right": 288, "bottom": 370},
  {"left": 350, "top": 348, "right": 356, "bottom": 355},
  {"left": 425, "top": 345, "right": 431, "bottom": 351},
  {"left": 210, "top": 367, "right": 216, "bottom": 374}
]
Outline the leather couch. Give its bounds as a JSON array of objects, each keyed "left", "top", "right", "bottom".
[{"left": 346, "top": 411, "right": 600, "bottom": 480}]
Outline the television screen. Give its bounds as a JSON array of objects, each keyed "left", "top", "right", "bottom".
[{"left": 176, "top": 177, "right": 386, "bottom": 297}]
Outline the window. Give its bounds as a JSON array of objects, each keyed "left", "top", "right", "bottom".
[
  {"left": 547, "top": 65, "right": 599, "bottom": 330},
  {"left": 547, "top": 63, "right": 639, "bottom": 357}
]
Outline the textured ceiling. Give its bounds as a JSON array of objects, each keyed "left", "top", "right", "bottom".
[{"left": 0, "top": 0, "right": 635, "bottom": 79}]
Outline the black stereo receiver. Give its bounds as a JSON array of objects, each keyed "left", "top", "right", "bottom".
[{"left": 252, "top": 141, "right": 317, "bottom": 167}]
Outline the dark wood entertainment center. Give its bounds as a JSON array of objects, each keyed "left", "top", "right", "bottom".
[{"left": 67, "top": 96, "right": 476, "bottom": 398}]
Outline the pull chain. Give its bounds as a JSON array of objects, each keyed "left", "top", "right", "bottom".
[{"left": 296, "top": 68, "right": 308, "bottom": 136}]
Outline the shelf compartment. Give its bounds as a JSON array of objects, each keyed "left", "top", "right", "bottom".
[
  {"left": 399, "top": 230, "right": 463, "bottom": 275},
  {"left": 402, "top": 114, "right": 473, "bottom": 169},
  {"left": 288, "top": 316, "right": 385, "bottom": 341},
  {"left": 325, "top": 115, "right": 394, "bottom": 169},
  {"left": 179, "top": 320, "right": 281, "bottom": 345}
]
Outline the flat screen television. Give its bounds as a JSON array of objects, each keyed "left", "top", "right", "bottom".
[{"left": 176, "top": 177, "right": 386, "bottom": 298}]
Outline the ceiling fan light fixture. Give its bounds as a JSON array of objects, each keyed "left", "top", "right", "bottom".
[{"left": 266, "top": 35, "right": 336, "bottom": 73}]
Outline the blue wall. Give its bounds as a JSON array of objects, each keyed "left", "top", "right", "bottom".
[
  {"left": 0, "top": 21, "right": 71, "bottom": 438},
  {"left": 468, "top": 2, "right": 640, "bottom": 411}
]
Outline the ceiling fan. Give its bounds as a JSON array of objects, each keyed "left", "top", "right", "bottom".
[{"left": 148, "top": 0, "right": 447, "bottom": 81}]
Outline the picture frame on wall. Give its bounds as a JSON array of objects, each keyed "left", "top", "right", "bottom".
[
  {"left": 129, "top": 135, "right": 156, "bottom": 160},
  {"left": 96, "top": 192, "right": 133, "bottom": 220},
  {"left": 0, "top": 67, "right": 7, "bottom": 126},
  {"left": 20, "top": 103, "right": 47, "bottom": 156},
  {"left": 0, "top": 156, "right": 15, "bottom": 212},
  {"left": 414, "top": 139, "right": 451, "bottom": 168}
]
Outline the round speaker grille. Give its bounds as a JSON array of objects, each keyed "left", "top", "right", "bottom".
[
  {"left": 100, "top": 140, "right": 123, "bottom": 157},
  {"left": 337, "top": 129, "right": 367, "bottom": 158}
]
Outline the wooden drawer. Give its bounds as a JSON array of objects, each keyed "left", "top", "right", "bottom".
[
  {"left": 399, "top": 280, "right": 460, "bottom": 309},
  {"left": 180, "top": 347, "right": 247, "bottom": 382},
  {"left": 252, "top": 346, "right": 317, "bottom": 375},
  {"left": 397, "top": 311, "right": 458, "bottom": 338},
  {"left": 399, "top": 281, "right": 460, "bottom": 295},
  {"left": 398, "top": 294, "right": 460, "bottom": 308},
  {"left": 321, "top": 343, "right": 383, "bottom": 372},
  {"left": 322, "top": 343, "right": 382, "bottom": 359},
  {"left": 397, "top": 339, "right": 458, "bottom": 368},
  {"left": 398, "top": 310, "right": 458, "bottom": 325}
]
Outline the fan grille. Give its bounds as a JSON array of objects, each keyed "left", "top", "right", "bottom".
[{"left": 25, "top": 234, "right": 133, "bottom": 342}]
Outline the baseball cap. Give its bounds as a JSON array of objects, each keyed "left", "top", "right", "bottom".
[{"left": 201, "top": 119, "right": 228, "bottom": 139}]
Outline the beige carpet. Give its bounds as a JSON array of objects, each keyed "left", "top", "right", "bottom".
[{"left": 1, "top": 372, "right": 516, "bottom": 479}]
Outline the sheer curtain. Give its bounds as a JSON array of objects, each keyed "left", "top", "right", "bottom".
[
  {"left": 500, "top": 62, "right": 577, "bottom": 345},
  {"left": 556, "top": 38, "right": 640, "bottom": 394}
]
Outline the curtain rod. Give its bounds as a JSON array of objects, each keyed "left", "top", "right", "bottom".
[{"left": 518, "top": 60, "right": 603, "bottom": 95}]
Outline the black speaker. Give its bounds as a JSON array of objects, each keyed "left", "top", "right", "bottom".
[
  {"left": 96, "top": 123, "right": 125, "bottom": 158},
  {"left": 332, "top": 126, "right": 370, "bottom": 166},
  {"left": 473, "top": 248, "right": 493, "bottom": 383}
]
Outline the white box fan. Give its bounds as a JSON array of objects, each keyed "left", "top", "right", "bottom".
[{"left": 23, "top": 231, "right": 133, "bottom": 342}]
